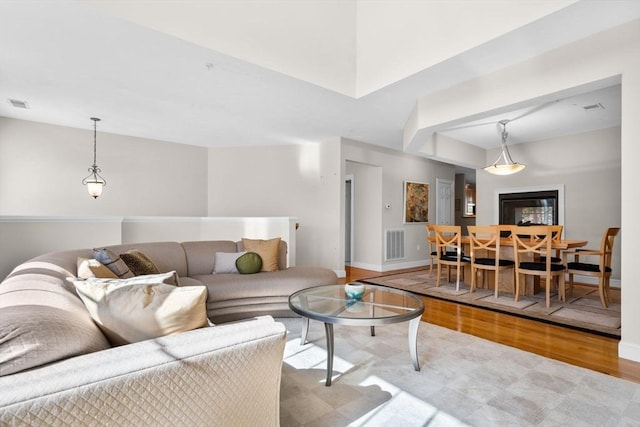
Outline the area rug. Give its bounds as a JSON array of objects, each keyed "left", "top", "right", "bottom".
[
  {"left": 359, "top": 269, "right": 621, "bottom": 338},
  {"left": 278, "top": 318, "right": 638, "bottom": 426}
]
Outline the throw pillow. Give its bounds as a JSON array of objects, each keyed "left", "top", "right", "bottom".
[
  {"left": 93, "top": 248, "right": 135, "bottom": 279},
  {"left": 241, "top": 238, "right": 281, "bottom": 272},
  {"left": 71, "top": 270, "right": 179, "bottom": 287},
  {"left": 0, "top": 305, "right": 111, "bottom": 376},
  {"left": 120, "top": 249, "right": 161, "bottom": 276},
  {"left": 214, "top": 251, "right": 246, "bottom": 274},
  {"left": 235, "top": 252, "right": 262, "bottom": 274},
  {"left": 77, "top": 257, "right": 119, "bottom": 279},
  {"left": 71, "top": 272, "right": 207, "bottom": 345}
]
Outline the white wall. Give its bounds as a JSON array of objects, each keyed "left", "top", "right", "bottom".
[
  {"left": 0, "top": 216, "right": 297, "bottom": 279},
  {"left": 342, "top": 138, "right": 455, "bottom": 271},
  {"left": 207, "top": 141, "right": 342, "bottom": 272},
  {"left": 0, "top": 118, "right": 208, "bottom": 216}
]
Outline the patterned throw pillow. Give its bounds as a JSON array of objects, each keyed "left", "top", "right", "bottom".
[
  {"left": 235, "top": 252, "right": 262, "bottom": 274},
  {"left": 93, "top": 248, "right": 134, "bottom": 279},
  {"left": 241, "top": 238, "right": 281, "bottom": 272},
  {"left": 120, "top": 249, "right": 161, "bottom": 276}
]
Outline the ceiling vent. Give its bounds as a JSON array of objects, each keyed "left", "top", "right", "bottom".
[
  {"left": 583, "top": 103, "right": 604, "bottom": 111},
  {"left": 8, "top": 99, "right": 29, "bottom": 109}
]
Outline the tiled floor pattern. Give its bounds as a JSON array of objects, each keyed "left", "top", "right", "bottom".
[{"left": 279, "top": 318, "right": 639, "bottom": 426}]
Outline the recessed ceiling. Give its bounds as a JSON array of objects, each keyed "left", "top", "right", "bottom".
[{"left": 438, "top": 84, "right": 621, "bottom": 149}]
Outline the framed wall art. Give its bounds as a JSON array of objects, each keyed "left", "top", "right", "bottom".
[{"left": 403, "top": 181, "right": 429, "bottom": 223}]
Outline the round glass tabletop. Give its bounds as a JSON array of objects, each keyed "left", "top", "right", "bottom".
[{"left": 288, "top": 284, "right": 424, "bottom": 325}]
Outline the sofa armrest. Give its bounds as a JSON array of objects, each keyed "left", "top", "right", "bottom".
[{"left": 0, "top": 316, "right": 286, "bottom": 427}]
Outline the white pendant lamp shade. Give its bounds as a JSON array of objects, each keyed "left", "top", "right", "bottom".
[{"left": 86, "top": 180, "right": 105, "bottom": 198}]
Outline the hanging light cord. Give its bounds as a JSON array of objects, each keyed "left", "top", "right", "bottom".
[{"left": 82, "top": 117, "right": 106, "bottom": 186}]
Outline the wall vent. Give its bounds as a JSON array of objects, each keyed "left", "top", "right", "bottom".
[
  {"left": 8, "top": 99, "right": 29, "bottom": 109},
  {"left": 385, "top": 229, "right": 405, "bottom": 261}
]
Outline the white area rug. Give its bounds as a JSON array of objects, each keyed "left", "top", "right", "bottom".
[{"left": 278, "top": 318, "right": 639, "bottom": 426}]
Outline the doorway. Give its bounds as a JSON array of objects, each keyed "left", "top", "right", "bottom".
[
  {"left": 345, "top": 175, "right": 354, "bottom": 265},
  {"left": 436, "top": 179, "right": 454, "bottom": 225}
]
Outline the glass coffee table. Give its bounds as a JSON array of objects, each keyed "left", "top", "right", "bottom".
[{"left": 288, "top": 284, "right": 425, "bottom": 386}]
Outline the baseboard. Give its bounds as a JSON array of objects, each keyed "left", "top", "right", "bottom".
[
  {"left": 348, "top": 260, "right": 431, "bottom": 273},
  {"left": 382, "top": 260, "right": 430, "bottom": 272},
  {"left": 619, "top": 340, "right": 640, "bottom": 362},
  {"left": 572, "top": 275, "right": 621, "bottom": 288}
]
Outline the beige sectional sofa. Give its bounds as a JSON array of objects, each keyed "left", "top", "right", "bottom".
[{"left": 0, "top": 239, "right": 337, "bottom": 426}]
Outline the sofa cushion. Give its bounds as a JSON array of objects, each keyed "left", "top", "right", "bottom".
[
  {"left": 120, "top": 250, "right": 161, "bottom": 276},
  {"left": 71, "top": 272, "right": 208, "bottom": 345},
  {"left": 93, "top": 248, "right": 135, "bottom": 279},
  {"left": 0, "top": 305, "right": 111, "bottom": 376},
  {"left": 236, "top": 252, "right": 262, "bottom": 274},
  {"left": 214, "top": 252, "right": 245, "bottom": 274},
  {"left": 181, "top": 241, "right": 238, "bottom": 276},
  {"left": 241, "top": 238, "right": 281, "bottom": 272},
  {"left": 77, "top": 257, "right": 118, "bottom": 279}
]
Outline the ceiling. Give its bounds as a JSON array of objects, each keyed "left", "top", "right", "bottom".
[{"left": 0, "top": 1, "right": 637, "bottom": 159}]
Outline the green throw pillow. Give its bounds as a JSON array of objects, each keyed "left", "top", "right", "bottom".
[{"left": 235, "top": 252, "right": 262, "bottom": 274}]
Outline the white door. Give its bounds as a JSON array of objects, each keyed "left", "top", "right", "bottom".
[{"left": 436, "top": 179, "right": 454, "bottom": 225}]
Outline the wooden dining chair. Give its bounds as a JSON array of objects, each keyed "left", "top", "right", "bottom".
[
  {"left": 467, "top": 225, "right": 515, "bottom": 298},
  {"left": 511, "top": 225, "right": 566, "bottom": 308},
  {"left": 433, "top": 225, "right": 470, "bottom": 291},
  {"left": 563, "top": 227, "right": 620, "bottom": 308}
]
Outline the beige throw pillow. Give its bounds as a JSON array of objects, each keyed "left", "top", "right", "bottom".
[
  {"left": 77, "top": 257, "right": 119, "bottom": 279},
  {"left": 241, "top": 238, "right": 281, "bottom": 272},
  {"left": 71, "top": 272, "right": 207, "bottom": 345}
]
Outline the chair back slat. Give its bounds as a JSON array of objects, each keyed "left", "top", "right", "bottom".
[
  {"left": 601, "top": 227, "right": 620, "bottom": 270},
  {"left": 467, "top": 225, "right": 499, "bottom": 259}
]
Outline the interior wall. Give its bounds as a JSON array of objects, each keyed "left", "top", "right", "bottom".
[
  {"left": 206, "top": 141, "right": 342, "bottom": 272},
  {"left": 0, "top": 117, "right": 208, "bottom": 216},
  {"left": 342, "top": 138, "right": 455, "bottom": 271}
]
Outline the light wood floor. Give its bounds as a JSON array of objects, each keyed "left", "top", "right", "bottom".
[{"left": 343, "top": 266, "right": 640, "bottom": 384}]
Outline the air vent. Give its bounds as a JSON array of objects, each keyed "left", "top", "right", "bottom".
[
  {"left": 583, "top": 103, "right": 604, "bottom": 111},
  {"left": 385, "top": 229, "right": 405, "bottom": 261},
  {"left": 8, "top": 99, "right": 29, "bottom": 109}
]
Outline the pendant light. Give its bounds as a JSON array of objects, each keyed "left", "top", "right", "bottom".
[
  {"left": 483, "top": 119, "right": 526, "bottom": 175},
  {"left": 82, "top": 117, "right": 107, "bottom": 198}
]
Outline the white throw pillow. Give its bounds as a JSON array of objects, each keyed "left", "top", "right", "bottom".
[
  {"left": 214, "top": 251, "right": 246, "bottom": 274},
  {"left": 71, "top": 272, "right": 208, "bottom": 345}
]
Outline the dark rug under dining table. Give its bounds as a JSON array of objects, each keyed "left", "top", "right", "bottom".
[{"left": 358, "top": 268, "right": 621, "bottom": 338}]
